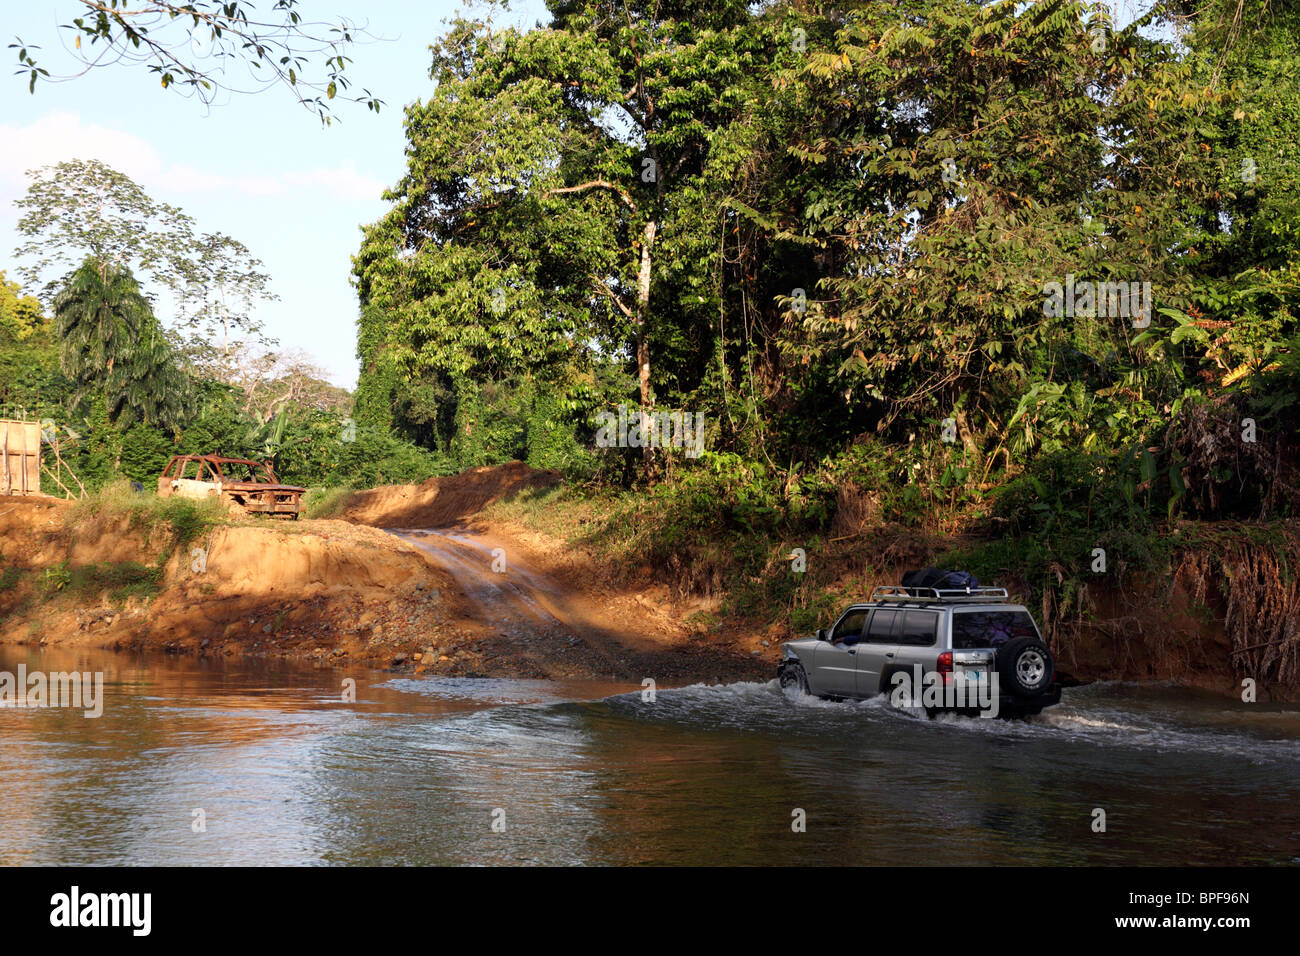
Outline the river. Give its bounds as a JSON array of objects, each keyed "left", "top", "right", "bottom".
[{"left": 1, "top": 645, "right": 1297, "bottom": 865}]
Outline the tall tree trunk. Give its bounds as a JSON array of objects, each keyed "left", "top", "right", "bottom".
[{"left": 636, "top": 218, "right": 656, "bottom": 461}]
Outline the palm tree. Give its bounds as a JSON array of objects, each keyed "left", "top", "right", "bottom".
[
  {"left": 104, "top": 321, "right": 191, "bottom": 429},
  {"left": 53, "top": 259, "right": 150, "bottom": 378},
  {"left": 53, "top": 258, "right": 190, "bottom": 431}
]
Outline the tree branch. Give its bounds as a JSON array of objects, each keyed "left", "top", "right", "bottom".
[
  {"left": 548, "top": 179, "right": 637, "bottom": 212},
  {"left": 592, "top": 276, "right": 633, "bottom": 318}
]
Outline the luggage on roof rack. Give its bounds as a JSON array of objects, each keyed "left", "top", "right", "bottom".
[{"left": 901, "top": 567, "right": 980, "bottom": 590}]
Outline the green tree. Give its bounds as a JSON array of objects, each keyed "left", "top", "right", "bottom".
[
  {"left": 14, "top": 159, "right": 276, "bottom": 362},
  {"left": 348, "top": 0, "right": 1300, "bottom": 508},
  {"left": 353, "top": 1, "right": 761, "bottom": 463},
  {"left": 1155, "top": 0, "right": 1300, "bottom": 390},
  {"left": 0, "top": 270, "right": 45, "bottom": 343},
  {"left": 10, "top": 0, "right": 381, "bottom": 124},
  {"left": 0, "top": 269, "right": 61, "bottom": 419}
]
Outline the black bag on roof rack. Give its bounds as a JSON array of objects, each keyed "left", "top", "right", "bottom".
[{"left": 901, "top": 567, "right": 980, "bottom": 590}]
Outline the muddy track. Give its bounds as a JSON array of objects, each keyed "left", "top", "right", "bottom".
[{"left": 392, "top": 527, "right": 763, "bottom": 685}]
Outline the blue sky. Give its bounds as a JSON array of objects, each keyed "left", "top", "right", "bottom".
[{"left": 0, "top": 0, "right": 549, "bottom": 388}]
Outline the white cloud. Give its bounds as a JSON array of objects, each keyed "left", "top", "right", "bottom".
[
  {"left": 165, "top": 164, "right": 286, "bottom": 197},
  {"left": 0, "top": 112, "right": 385, "bottom": 213},
  {"left": 284, "top": 166, "right": 387, "bottom": 202},
  {"left": 0, "top": 113, "right": 163, "bottom": 204}
]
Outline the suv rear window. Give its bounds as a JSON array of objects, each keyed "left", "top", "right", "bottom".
[
  {"left": 952, "top": 611, "right": 1038, "bottom": 649},
  {"left": 899, "top": 610, "right": 938, "bottom": 646}
]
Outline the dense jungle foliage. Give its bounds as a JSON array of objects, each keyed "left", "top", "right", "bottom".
[{"left": 353, "top": 1, "right": 1299, "bottom": 518}]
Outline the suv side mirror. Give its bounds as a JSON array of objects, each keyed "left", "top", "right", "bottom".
[{"left": 815, "top": 629, "right": 828, "bottom": 642}]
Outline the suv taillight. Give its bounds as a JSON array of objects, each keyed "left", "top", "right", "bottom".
[{"left": 937, "top": 651, "right": 953, "bottom": 684}]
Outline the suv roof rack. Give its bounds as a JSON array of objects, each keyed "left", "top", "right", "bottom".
[{"left": 870, "top": 585, "right": 1009, "bottom": 604}]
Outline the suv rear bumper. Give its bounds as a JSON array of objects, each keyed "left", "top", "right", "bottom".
[{"left": 931, "top": 682, "right": 1061, "bottom": 717}]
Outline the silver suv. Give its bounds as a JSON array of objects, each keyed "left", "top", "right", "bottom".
[{"left": 777, "top": 585, "right": 1061, "bottom": 718}]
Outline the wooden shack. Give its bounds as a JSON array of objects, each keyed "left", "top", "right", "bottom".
[{"left": 0, "top": 420, "right": 41, "bottom": 496}]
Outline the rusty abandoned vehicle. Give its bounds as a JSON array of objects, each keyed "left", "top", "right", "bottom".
[{"left": 157, "top": 455, "right": 306, "bottom": 519}]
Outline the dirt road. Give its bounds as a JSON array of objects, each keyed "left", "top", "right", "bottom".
[{"left": 336, "top": 461, "right": 769, "bottom": 683}]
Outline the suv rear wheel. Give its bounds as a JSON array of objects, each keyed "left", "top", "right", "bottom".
[{"left": 997, "top": 637, "right": 1054, "bottom": 698}]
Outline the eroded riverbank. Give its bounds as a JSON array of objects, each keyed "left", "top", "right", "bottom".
[{"left": 0, "top": 489, "right": 766, "bottom": 685}]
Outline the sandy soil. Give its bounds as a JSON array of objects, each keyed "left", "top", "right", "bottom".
[
  {"left": 0, "top": 495, "right": 474, "bottom": 666},
  {"left": 340, "top": 460, "right": 562, "bottom": 527}
]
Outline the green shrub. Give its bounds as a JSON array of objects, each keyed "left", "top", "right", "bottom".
[
  {"left": 524, "top": 390, "right": 596, "bottom": 477},
  {"left": 41, "top": 561, "right": 72, "bottom": 594},
  {"left": 68, "top": 479, "right": 223, "bottom": 550}
]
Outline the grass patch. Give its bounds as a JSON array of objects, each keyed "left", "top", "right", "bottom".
[
  {"left": 76, "top": 562, "right": 164, "bottom": 604},
  {"left": 302, "top": 485, "right": 356, "bottom": 520},
  {"left": 39, "top": 559, "right": 163, "bottom": 605},
  {"left": 484, "top": 481, "right": 842, "bottom": 629},
  {"left": 68, "top": 479, "right": 224, "bottom": 553},
  {"left": 483, "top": 484, "right": 614, "bottom": 540},
  {"left": 0, "top": 565, "right": 23, "bottom": 592}
]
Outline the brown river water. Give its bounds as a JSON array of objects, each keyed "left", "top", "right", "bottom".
[{"left": 1, "top": 645, "right": 1298, "bottom": 865}]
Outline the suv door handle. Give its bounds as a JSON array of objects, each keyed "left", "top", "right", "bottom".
[
  {"left": 847, "top": 648, "right": 856, "bottom": 655},
  {"left": 885, "top": 652, "right": 895, "bottom": 658}
]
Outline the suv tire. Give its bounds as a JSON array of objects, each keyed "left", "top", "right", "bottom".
[
  {"left": 779, "top": 661, "right": 810, "bottom": 696},
  {"left": 997, "top": 637, "right": 1054, "bottom": 698}
]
